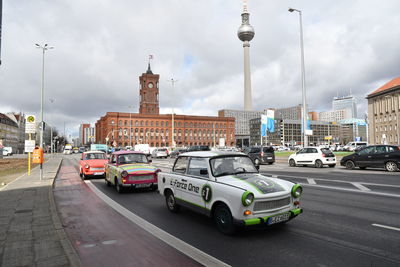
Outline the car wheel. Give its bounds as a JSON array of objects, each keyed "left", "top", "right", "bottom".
[
  {"left": 289, "top": 159, "right": 296, "bottom": 167},
  {"left": 115, "top": 178, "right": 124, "bottom": 193},
  {"left": 329, "top": 164, "right": 336, "bottom": 168},
  {"left": 268, "top": 162, "right": 273, "bottom": 165},
  {"left": 385, "top": 161, "right": 398, "bottom": 172},
  {"left": 79, "top": 169, "right": 83, "bottom": 178},
  {"left": 254, "top": 158, "right": 260, "bottom": 165},
  {"left": 345, "top": 160, "right": 355, "bottom": 170},
  {"left": 315, "top": 160, "right": 323, "bottom": 168},
  {"left": 165, "top": 191, "right": 180, "bottom": 213},
  {"left": 105, "top": 178, "right": 111, "bottom": 187},
  {"left": 214, "top": 204, "right": 237, "bottom": 235}
]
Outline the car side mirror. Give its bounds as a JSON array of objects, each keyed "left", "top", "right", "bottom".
[{"left": 200, "top": 169, "right": 208, "bottom": 175}]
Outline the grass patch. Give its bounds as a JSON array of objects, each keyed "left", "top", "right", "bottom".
[{"left": 0, "top": 158, "right": 39, "bottom": 177}]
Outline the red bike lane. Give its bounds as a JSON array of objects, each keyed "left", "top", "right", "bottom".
[{"left": 53, "top": 164, "right": 200, "bottom": 267}]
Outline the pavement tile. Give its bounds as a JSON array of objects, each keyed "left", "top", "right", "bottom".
[
  {"left": 2, "top": 240, "right": 34, "bottom": 266},
  {"left": 6, "top": 229, "right": 33, "bottom": 242},
  {"left": 34, "top": 240, "right": 64, "bottom": 260},
  {"left": 36, "top": 255, "right": 70, "bottom": 267}
]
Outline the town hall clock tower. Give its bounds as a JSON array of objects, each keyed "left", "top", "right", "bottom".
[{"left": 139, "top": 63, "right": 160, "bottom": 115}]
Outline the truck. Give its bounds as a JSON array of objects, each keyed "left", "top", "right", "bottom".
[
  {"left": 2, "top": 147, "right": 12, "bottom": 156},
  {"left": 90, "top": 144, "right": 108, "bottom": 153}
]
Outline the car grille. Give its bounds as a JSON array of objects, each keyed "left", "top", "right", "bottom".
[
  {"left": 253, "top": 197, "right": 291, "bottom": 212},
  {"left": 129, "top": 174, "right": 154, "bottom": 181},
  {"left": 90, "top": 167, "right": 104, "bottom": 171}
]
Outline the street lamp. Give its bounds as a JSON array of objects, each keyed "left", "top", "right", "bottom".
[
  {"left": 49, "top": 98, "right": 55, "bottom": 154},
  {"left": 288, "top": 8, "right": 308, "bottom": 147},
  {"left": 167, "top": 78, "right": 178, "bottom": 148},
  {"left": 36, "top": 43, "right": 54, "bottom": 180}
]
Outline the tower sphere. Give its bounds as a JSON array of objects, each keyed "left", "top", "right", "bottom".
[{"left": 238, "top": 23, "right": 255, "bottom": 42}]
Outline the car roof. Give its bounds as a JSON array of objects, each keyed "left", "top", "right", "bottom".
[
  {"left": 179, "top": 151, "right": 245, "bottom": 158},
  {"left": 111, "top": 150, "right": 145, "bottom": 155},
  {"left": 84, "top": 150, "right": 105, "bottom": 154}
]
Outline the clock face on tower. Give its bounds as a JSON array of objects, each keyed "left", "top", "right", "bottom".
[{"left": 148, "top": 82, "right": 154, "bottom": 88}]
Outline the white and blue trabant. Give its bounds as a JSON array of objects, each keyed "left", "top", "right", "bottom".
[{"left": 158, "top": 151, "right": 303, "bottom": 234}]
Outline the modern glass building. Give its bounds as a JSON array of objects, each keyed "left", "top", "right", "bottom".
[{"left": 333, "top": 95, "right": 357, "bottom": 119}]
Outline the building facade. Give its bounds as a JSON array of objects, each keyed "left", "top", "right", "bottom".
[
  {"left": 0, "top": 113, "right": 19, "bottom": 153},
  {"left": 333, "top": 95, "right": 357, "bottom": 119},
  {"left": 95, "top": 66, "right": 236, "bottom": 148},
  {"left": 79, "top": 123, "right": 95, "bottom": 146},
  {"left": 367, "top": 77, "right": 400, "bottom": 145},
  {"left": 319, "top": 109, "right": 349, "bottom": 122},
  {"left": 218, "top": 109, "right": 265, "bottom": 147},
  {"left": 6, "top": 113, "right": 26, "bottom": 153}
]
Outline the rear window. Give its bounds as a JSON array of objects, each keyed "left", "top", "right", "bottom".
[
  {"left": 158, "top": 148, "right": 167, "bottom": 152},
  {"left": 250, "top": 147, "right": 261, "bottom": 153},
  {"left": 321, "top": 148, "right": 334, "bottom": 156},
  {"left": 263, "top": 147, "right": 274, "bottom": 153}
]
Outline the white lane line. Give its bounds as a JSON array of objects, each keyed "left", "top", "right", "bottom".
[
  {"left": 372, "top": 224, "right": 400, "bottom": 232},
  {"left": 302, "top": 184, "right": 400, "bottom": 198},
  {"left": 85, "top": 180, "right": 230, "bottom": 267},
  {"left": 351, "top": 182, "right": 371, "bottom": 191},
  {"left": 307, "top": 178, "right": 316, "bottom": 185}
]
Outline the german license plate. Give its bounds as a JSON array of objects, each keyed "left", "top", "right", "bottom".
[
  {"left": 94, "top": 172, "right": 104, "bottom": 175},
  {"left": 267, "top": 213, "right": 290, "bottom": 225},
  {"left": 135, "top": 183, "right": 150, "bottom": 188},
  {"left": 267, "top": 157, "right": 272, "bottom": 159}
]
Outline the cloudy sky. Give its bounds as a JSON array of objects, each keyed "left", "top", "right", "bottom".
[{"left": 1, "top": 0, "right": 399, "bottom": 138}]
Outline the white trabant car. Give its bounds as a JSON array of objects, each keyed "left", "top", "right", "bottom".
[{"left": 158, "top": 151, "right": 303, "bottom": 234}]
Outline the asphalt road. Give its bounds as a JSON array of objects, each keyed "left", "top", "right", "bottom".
[{"left": 62, "top": 154, "right": 400, "bottom": 266}]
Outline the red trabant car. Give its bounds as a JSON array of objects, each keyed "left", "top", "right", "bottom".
[
  {"left": 105, "top": 151, "right": 160, "bottom": 193},
  {"left": 79, "top": 151, "right": 108, "bottom": 179}
]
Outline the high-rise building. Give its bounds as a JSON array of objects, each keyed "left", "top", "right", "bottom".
[
  {"left": 333, "top": 95, "right": 357, "bottom": 119},
  {"left": 319, "top": 109, "right": 349, "bottom": 122}
]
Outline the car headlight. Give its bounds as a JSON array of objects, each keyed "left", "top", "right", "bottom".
[
  {"left": 84, "top": 164, "right": 90, "bottom": 169},
  {"left": 291, "top": 184, "right": 303, "bottom": 198},
  {"left": 121, "top": 171, "right": 128, "bottom": 178},
  {"left": 241, "top": 191, "right": 254, "bottom": 206}
]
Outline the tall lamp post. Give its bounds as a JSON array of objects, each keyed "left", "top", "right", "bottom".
[
  {"left": 128, "top": 105, "right": 133, "bottom": 148},
  {"left": 288, "top": 8, "right": 308, "bottom": 147},
  {"left": 36, "top": 43, "right": 54, "bottom": 179},
  {"left": 167, "top": 78, "right": 178, "bottom": 148},
  {"left": 49, "top": 98, "right": 55, "bottom": 154}
]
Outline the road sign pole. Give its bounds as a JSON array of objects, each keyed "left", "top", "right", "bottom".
[{"left": 28, "top": 133, "right": 31, "bottom": 176}]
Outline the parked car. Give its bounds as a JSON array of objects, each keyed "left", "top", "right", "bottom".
[
  {"left": 78, "top": 147, "right": 86, "bottom": 153},
  {"left": 340, "top": 145, "right": 400, "bottom": 172},
  {"left": 243, "top": 146, "right": 275, "bottom": 165},
  {"left": 151, "top": 148, "right": 169, "bottom": 158},
  {"left": 288, "top": 147, "right": 336, "bottom": 168},
  {"left": 170, "top": 148, "right": 187, "bottom": 158},
  {"left": 79, "top": 151, "right": 109, "bottom": 179},
  {"left": 343, "top": 142, "right": 368, "bottom": 151},
  {"left": 158, "top": 151, "right": 303, "bottom": 234},
  {"left": 2, "top": 147, "right": 12, "bottom": 156},
  {"left": 105, "top": 151, "right": 159, "bottom": 193},
  {"left": 186, "top": 145, "right": 210, "bottom": 152}
]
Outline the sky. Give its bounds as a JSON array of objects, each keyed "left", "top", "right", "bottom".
[{"left": 1, "top": 0, "right": 399, "bottom": 138}]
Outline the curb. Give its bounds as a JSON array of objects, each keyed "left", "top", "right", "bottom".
[{"left": 49, "top": 158, "right": 83, "bottom": 267}]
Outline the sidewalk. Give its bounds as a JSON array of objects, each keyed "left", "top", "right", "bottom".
[{"left": 0, "top": 155, "right": 81, "bottom": 267}]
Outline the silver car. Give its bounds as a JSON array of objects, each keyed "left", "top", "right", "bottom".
[{"left": 151, "top": 148, "right": 169, "bottom": 158}]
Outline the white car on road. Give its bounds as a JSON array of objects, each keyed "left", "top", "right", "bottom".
[
  {"left": 288, "top": 147, "right": 336, "bottom": 168},
  {"left": 158, "top": 151, "right": 303, "bottom": 234}
]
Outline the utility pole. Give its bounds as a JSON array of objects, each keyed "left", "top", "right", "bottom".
[{"left": 167, "top": 78, "right": 178, "bottom": 148}]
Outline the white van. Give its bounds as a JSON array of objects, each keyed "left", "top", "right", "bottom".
[
  {"left": 134, "top": 144, "right": 151, "bottom": 155},
  {"left": 344, "top": 142, "right": 368, "bottom": 151}
]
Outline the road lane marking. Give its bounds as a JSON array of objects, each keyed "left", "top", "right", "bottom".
[
  {"left": 85, "top": 180, "right": 230, "bottom": 267},
  {"left": 372, "top": 224, "right": 400, "bottom": 232},
  {"left": 307, "top": 178, "right": 316, "bottom": 185},
  {"left": 303, "top": 184, "right": 400, "bottom": 198},
  {"left": 351, "top": 183, "right": 371, "bottom": 191}
]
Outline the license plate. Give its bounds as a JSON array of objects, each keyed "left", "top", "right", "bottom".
[
  {"left": 94, "top": 172, "right": 104, "bottom": 175},
  {"left": 267, "top": 213, "right": 290, "bottom": 225},
  {"left": 267, "top": 157, "right": 272, "bottom": 159},
  {"left": 135, "top": 183, "right": 150, "bottom": 188}
]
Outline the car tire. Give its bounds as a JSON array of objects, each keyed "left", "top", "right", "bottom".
[
  {"left": 289, "top": 159, "right": 296, "bottom": 167},
  {"left": 105, "top": 179, "right": 111, "bottom": 187},
  {"left": 214, "top": 204, "right": 237, "bottom": 235},
  {"left": 79, "top": 169, "right": 83, "bottom": 178},
  {"left": 315, "top": 160, "right": 323, "bottom": 168},
  {"left": 268, "top": 162, "right": 273, "bottom": 165},
  {"left": 329, "top": 164, "right": 336, "bottom": 168},
  {"left": 345, "top": 160, "right": 355, "bottom": 170},
  {"left": 115, "top": 178, "right": 124, "bottom": 193},
  {"left": 385, "top": 161, "right": 398, "bottom": 172},
  {"left": 165, "top": 191, "right": 180, "bottom": 213}
]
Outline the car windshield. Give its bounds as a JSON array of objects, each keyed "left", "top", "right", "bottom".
[
  {"left": 210, "top": 156, "right": 258, "bottom": 177},
  {"left": 85, "top": 153, "right": 106, "bottom": 160},
  {"left": 118, "top": 153, "right": 148, "bottom": 164}
]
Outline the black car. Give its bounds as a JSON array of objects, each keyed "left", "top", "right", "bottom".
[
  {"left": 170, "top": 148, "right": 187, "bottom": 158},
  {"left": 186, "top": 145, "right": 210, "bottom": 152},
  {"left": 243, "top": 146, "right": 275, "bottom": 165},
  {"left": 340, "top": 145, "right": 400, "bottom": 172}
]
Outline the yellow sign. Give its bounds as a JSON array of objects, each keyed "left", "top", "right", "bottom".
[
  {"left": 27, "top": 115, "right": 35, "bottom": 123},
  {"left": 324, "top": 136, "right": 333, "bottom": 140}
]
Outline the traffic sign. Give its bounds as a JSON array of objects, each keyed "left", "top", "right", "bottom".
[
  {"left": 25, "top": 115, "right": 36, "bottom": 134},
  {"left": 25, "top": 140, "right": 35, "bottom": 152}
]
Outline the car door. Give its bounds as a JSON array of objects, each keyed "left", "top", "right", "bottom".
[
  {"left": 356, "top": 146, "right": 376, "bottom": 167},
  {"left": 371, "top": 146, "right": 390, "bottom": 168},
  {"left": 171, "top": 156, "right": 190, "bottom": 200},
  {"left": 181, "top": 157, "right": 210, "bottom": 210},
  {"left": 105, "top": 154, "right": 117, "bottom": 182},
  {"left": 295, "top": 148, "right": 307, "bottom": 163},
  {"left": 307, "top": 148, "right": 319, "bottom": 164}
]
